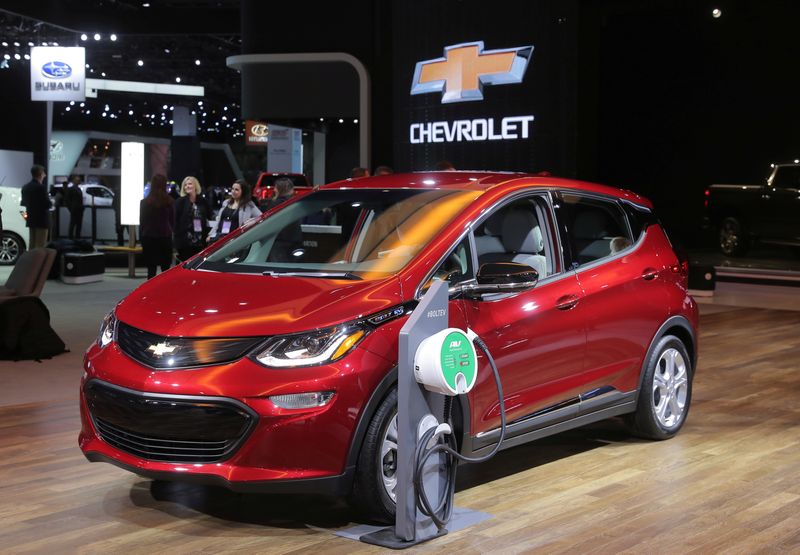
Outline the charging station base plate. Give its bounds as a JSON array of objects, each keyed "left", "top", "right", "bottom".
[
  {"left": 334, "top": 507, "right": 491, "bottom": 549},
  {"left": 359, "top": 526, "right": 447, "bottom": 549}
]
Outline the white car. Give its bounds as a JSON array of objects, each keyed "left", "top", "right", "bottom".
[
  {"left": 0, "top": 185, "right": 29, "bottom": 265},
  {"left": 80, "top": 184, "right": 115, "bottom": 207}
]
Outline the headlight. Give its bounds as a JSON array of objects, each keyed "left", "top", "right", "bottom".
[
  {"left": 98, "top": 311, "right": 117, "bottom": 348},
  {"left": 253, "top": 323, "right": 367, "bottom": 368}
]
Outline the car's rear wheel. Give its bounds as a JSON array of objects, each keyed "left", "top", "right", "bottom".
[
  {"left": 350, "top": 387, "right": 398, "bottom": 523},
  {"left": 626, "top": 335, "right": 692, "bottom": 440},
  {"left": 719, "top": 216, "right": 748, "bottom": 256},
  {"left": 0, "top": 232, "right": 25, "bottom": 266}
]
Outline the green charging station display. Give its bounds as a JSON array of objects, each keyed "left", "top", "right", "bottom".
[{"left": 440, "top": 331, "right": 476, "bottom": 393}]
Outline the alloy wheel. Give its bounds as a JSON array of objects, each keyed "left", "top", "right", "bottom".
[
  {"left": 0, "top": 235, "right": 21, "bottom": 265},
  {"left": 380, "top": 411, "right": 398, "bottom": 503},
  {"left": 651, "top": 348, "right": 688, "bottom": 429},
  {"left": 719, "top": 221, "right": 739, "bottom": 255}
]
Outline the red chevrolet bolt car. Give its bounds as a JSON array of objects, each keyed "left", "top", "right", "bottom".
[{"left": 80, "top": 172, "right": 698, "bottom": 521}]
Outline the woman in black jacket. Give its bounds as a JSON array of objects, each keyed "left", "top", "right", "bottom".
[
  {"left": 139, "top": 174, "right": 175, "bottom": 279},
  {"left": 173, "top": 176, "right": 210, "bottom": 262}
]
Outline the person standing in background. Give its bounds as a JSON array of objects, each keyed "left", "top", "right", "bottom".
[
  {"left": 259, "top": 177, "right": 294, "bottom": 212},
  {"left": 214, "top": 179, "right": 261, "bottom": 240},
  {"left": 139, "top": 174, "right": 175, "bottom": 279},
  {"left": 65, "top": 174, "right": 84, "bottom": 239},
  {"left": 173, "top": 176, "right": 211, "bottom": 262},
  {"left": 20, "top": 165, "right": 50, "bottom": 248}
]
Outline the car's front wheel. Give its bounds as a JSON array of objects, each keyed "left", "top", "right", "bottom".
[
  {"left": 626, "top": 335, "right": 692, "bottom": 440},
  {"left": 0, "top": 231, "right": 25, "bottom": 266},
  {"left": 350, "top": 388, "right": 398, "bottom": 523}
]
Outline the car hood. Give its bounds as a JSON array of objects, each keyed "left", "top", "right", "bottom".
[{"left": 115, "top": 266, "right": 404, "bottom": 337}]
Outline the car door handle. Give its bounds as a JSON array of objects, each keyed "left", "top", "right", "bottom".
[
  {"left": 642, "top": 268, "right": 659, "bottom": 281},
  {"left": 556, "top": 294, "right": 580, "bottom": 310}
]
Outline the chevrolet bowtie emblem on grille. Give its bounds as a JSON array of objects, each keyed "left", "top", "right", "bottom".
[
  {"left": 411, "top": 41, "right": 533, "bottom": 104},
  {"left": 147, "top": 342, "right": 176, "bottom": 357}
]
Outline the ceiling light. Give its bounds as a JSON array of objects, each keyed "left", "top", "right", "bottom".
[
  {"left": 194, "top": 59, "right": 201, "bottom": 66},
  {"left": 164, "top": 48, "right": 170, "bottom": 54},
  {"left": 104, "top": 104, "right": 110, "bottom": 111},
  {"left": 169, "top": 120, "right": 173, "bottom": 124},
  {"left": 23, "top": 54, "right": 30, "bottom": 60},
  {"left": 1, "top": 42, "right": 7, "bottom": 47},
  {"left": 142, "top": 2, "right": 150, "bottom": 6},
  {"left": 162, "top": 104, "right": 167, "bottom": 109},
  {"left": 80, "top": 34, "right": 87, "bottom": 41},
  {"left": 110, "top": 34, "right": 117, "bottom": 41},
  {"left": 13, "top": 42, "right": 20, "bottom": 47},
  {"left": 175, "top": 77, "right": 181, "bottom": 83},
  {"left": 353, "top": 119, "right": 358, "bottom": 124},
  {"left": 52, "top": 42, "right": 58, "bottom": 46},
  {"left": 128, "top": 110, "right": 134, "bottom": 115},
  {"left": 712, "top": 8, "right": 722, "bottom": 18},
  {"left": 42, "top": 42, "right": 48, "bottom": 46},
  {"left": 101, "top": 72, "right": 106, "bottom": 77},
  {"left": 94, "top": 33, "right": 101, "bottom": 41},
  {"left": 80, "top": 102, "right": 85, "bottom": 107},
  {"left": 85, "top": 63, "right": 89, "bottom": 68},
  {"left": 65, "top": 106, "right": 70, "bottom": 111},
  {"left": 338, "top": 118, "right": 344, "bottom": 123},
  {"left": 13, "top": 53, "right": 20, "bottom": 60},
  {"left": 137, "top": 59, "right": 143, "bottom": 66},
  {"left": 70, "top": 101, "right": 75, "bottom": 105},
  {"left": 27, "top": 41, "right": 34, "bottom": 47}
]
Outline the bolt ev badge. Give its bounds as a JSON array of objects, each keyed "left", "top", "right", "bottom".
[
  {"left": 147, "top": 342, "right": 176, "bottom": 357},
  {"left": 41, "top": 61, "right": 72, "bottom": 79},
  {"left": 411, "top": 41, "right": 533, "bottom": 104}
]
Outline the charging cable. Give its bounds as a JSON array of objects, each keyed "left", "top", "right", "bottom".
[{"left": 413, "top": 335, "right": 506, "bottom": 530}]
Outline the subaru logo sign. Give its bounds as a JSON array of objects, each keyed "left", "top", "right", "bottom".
[{"left": 41, "top": 61, "right": 72, "bottom": 79}]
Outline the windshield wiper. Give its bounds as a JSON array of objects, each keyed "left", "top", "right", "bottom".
[{"left": 262, "top": 270, "right": 362, "bottom": 280}]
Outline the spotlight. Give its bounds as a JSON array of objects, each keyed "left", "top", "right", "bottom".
[
  {"left": 128, "top": 110, "right": 134, "bottom": 115},
  {"left": 24, "top": 54, "right": 30, "bottom": 60},
  {"left": 2, "top": 54, "right": 10, "bottom": 60},
  {"left": 164, "top": 48, "right": 170, "bottom": 54},
  {"left": 85, "top": 63, "right": 89, "bottom": 68},
  {"left": 70, "top": 101, "right": 75, "bottom": 105},
  {"left": 27, "top": 41, "right": 34, "bottom": 47},
  {"left": 162, "top": 104, "right": 167, "bottom": 109},
  {"left": 1, "top": 42, "right": 7, "bottom": 47},
  {"left": 94, "top": 33, "right": 101, "bottom": 41},
  {"left": 110, "top": 34, "right": 117, "bottom": 41},
  {"left": 194, "top": 59, "right": 201, "bottom": 66},
  {"left": 80, "top": 34, "right": 88, "bottom": 41},
  {"left": 101, "top": 72, "right": 106, "bottom": 77},
  {"left": 13, "top": 42, "right": 20, "bottom": 47},
  {"left": 175, "top": 77, "right": 181, "bottom": 83},
  {"left": 13, "top": 53, "right": 20, "bottom": 60},
  {"left": 66, "top": 106, "right": 70, "bottom": 111},
  {"left": 338, "top": 118, "right": 344, "bottom": 123},
  {"left": 712, "top": 8, "right": 722, "bottom": 18},
  {"left": 353, "top": 119, "right": 358, "bottom": 124},
  {"left": 137, "top": 59, "right": 144, "bottom": 66}
]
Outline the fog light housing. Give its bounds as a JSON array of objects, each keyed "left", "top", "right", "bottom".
[{"left": 269, "top": 391, "right": 335, "bottom": 409}]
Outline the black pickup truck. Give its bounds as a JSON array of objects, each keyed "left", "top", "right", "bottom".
[{"left": 706, "top": 163, "right": 800, "bottom": 256}]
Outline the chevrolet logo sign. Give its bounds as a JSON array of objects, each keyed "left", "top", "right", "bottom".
[
  {"left": 147, "top": 342, "right": 176, "bottom": 357},
  {"left": 411, "top": 41, "right": 533, "bottom": 104}
]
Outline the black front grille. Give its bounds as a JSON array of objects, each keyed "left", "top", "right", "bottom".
[
  {"left": 116, "top": 321, "right": 262, "bottom": 369},
  {"left": 85, "top": 380, "right": 256, "bottom": 463}
]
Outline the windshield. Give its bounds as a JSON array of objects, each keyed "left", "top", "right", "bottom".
[{"left": 197, "top": 188, "right": 481, "bottom": 278}]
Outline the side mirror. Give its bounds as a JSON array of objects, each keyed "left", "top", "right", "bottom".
[{"left": 456, "top": 262, "right": 539, "bottom": 298}]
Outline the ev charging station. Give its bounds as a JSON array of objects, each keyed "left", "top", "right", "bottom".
[{"left": 359, "top": 280, "right": 495, "bottom": 548}]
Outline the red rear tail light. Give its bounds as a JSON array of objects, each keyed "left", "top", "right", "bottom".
[{"left": 704, "top": 189, "right": 710, "bottom": 208}]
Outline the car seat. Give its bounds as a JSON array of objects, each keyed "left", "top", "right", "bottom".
[{"left": 480, "top": 208, "right": 546, "bottom": 278}]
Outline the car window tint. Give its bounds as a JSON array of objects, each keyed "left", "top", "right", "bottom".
[
  {"left": 474, "top": 196, "right": 553, "bottom": 279},
  {"left": 562, "top": 194, "right": 633, "bottom": 266}
]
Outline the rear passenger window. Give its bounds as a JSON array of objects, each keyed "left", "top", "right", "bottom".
[{"left": 561, "top": 194, "right": 633, "bottom": 266}]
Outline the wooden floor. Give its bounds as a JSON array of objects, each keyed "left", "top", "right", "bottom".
[{"left": 2, "top": 307, "right": 799, "bottom": 554}]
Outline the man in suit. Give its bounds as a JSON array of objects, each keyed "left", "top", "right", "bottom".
[{"left": 20, "top": 165, "right": 50, "bottom": 249}]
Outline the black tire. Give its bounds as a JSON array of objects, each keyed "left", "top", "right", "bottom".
[
  {"left": 719, "top": 216, "right": 748, "bottom": 257},
  {"left": 349, "top": 387, "right": 397, "bottom": 523},
  {"left": 626, "top": 335, "right": 693, "bottom": 440},
  {"left": 0, "top": 231, "right": 25, "bottom": 266}
]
